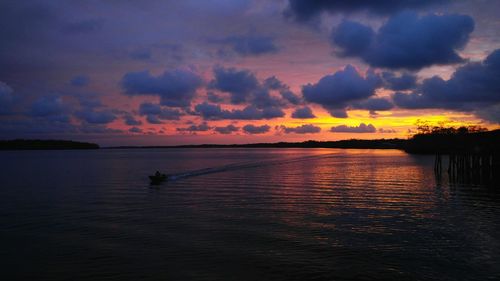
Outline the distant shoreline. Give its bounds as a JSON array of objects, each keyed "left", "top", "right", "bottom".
[
  {"left": 2, "top": 129, "right": 498, "bottom": 154},
  {"left": 104, "top": 139, "right": 406, "bottom": 150}
]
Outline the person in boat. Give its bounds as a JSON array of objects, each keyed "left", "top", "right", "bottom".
[{"left": 155, "top": 171, "right": 161, "bottom": 177}]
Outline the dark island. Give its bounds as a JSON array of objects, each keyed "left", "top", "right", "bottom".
[{"left": 0, "top": 139, "right": 99, "bottom": 150}]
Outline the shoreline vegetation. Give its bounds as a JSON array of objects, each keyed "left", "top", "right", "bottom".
[{"left": 1, "top": 128, "right": 498, "bottom": 154}]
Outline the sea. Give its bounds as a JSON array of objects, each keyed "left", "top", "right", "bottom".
[{"left": 1, "top": 148, "right": 499, "bottom": 280}]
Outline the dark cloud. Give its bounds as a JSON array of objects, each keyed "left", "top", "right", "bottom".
[
  {"left": 221, "top": 35, "right": 278, "bottom": 56},
  {"left": 331, "top": 123, "right": 376, "bottom": 133},
  {"left": 79, "top": 124, "right": 122, "bottom": 134},
  {"left": 242, "top": 124, "right": 270, "bottom": 134},
  {"left": 303, "top": 65, "right": 381, "bottom": 117},
  {"left": 328, "top": 109, "right": 348, "bottom": 118},
  {"left": 331, "top": 21, "right": 374, "bottom": 57},
  {"left": 331, "top": 13, "right": 474, "bottom": 70},
  {"left": 177, "top": 122, "right": 211, "bottom": 132},
  {"left": 279, "top": 124, "right": 321, "bottom": 134},
  {"left": 264, "top": 76, "right": 287, "bottom": 91},
  {"left": 139, "top": 102, "right": 183, "bottom": 123},
  {"left": 379, "top": 128, "right": 397, "bottom": 133},
  {"left": 129, "top": 127, "right": 142, "bottom": 133},
  {"left": 123, "top": 114, "right": 142, "bottom": 126},
  {"left": 194, "top": 102, "right": 284, "bottom": 120},
  {"left": 146, "top": 115, "right": 163, "bottom": 124},
  {"left": 291, "top": 106, "right": 316, "bottom": 119},
  {"left": 193, "top": 102, "right": 224, "bottom": 120},
  {"left": 352, "top": 98, "right": 394, "bottom": 113},
  {"left": 210, "top": 66, "right": 259, "bottom": 104},
  {"left": 382, "top": 72, "right": 417, "bottom": 91},
  {"left": 70, "top": 75, "right": 90, "bottom": 87},
  {"left": 393, "top": 49, "right": 500, "bottom": 122},
  {"left": 30, "top": 96, "right": 66, "bottom": 117},
  {"left": 285, "top": 0, "right": 449, "bottom": 22},
  {"left": 74, "top": 93, "right": 102, "bottom": 109},
  {"left": 252, "top": 88, "right": 284, "bottom": 109},
  {"left": 153, "top": 108, "right": 183, "bottom": 120},
  {"left": 28, "top": 96, "right": 70, "bottom": 123},
  {"left": 207, "top": 92, "right": 225, "bottom": 103},
  {"left": 209, "top": 67, "right": 290, "bottom": 110},
  {"left": 138, "top": 103, "right": 162, "bottom": 115},
  {"left": 392, "top": 91, "right": 438, "bottom": 110},
  {"left": 214, "top": 124, "right": 239, "bottom": 134},
  {"left": 122, "top": 68, "right": 203, "bottom": 107},
  {"left": 75, "top": 109, "right": 116, "bottom": 124},
  {"left": 280, "top": 90, "right": 302, "bottom": 105}
]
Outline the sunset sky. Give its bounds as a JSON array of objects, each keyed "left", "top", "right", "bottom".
[{"left": 1, "top": 0, "right": 499, "bottom": 146}]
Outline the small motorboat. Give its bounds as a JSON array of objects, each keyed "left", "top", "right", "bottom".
[{"left": 149, "top": 171, "right": 168, "bottom": 184}]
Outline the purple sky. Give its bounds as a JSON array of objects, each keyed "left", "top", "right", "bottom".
[{"left": 1, "top": 0, "right": 499, "bottom": 146}]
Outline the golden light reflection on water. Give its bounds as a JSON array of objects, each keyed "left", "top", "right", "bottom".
[{"left": 257, "top": 149, "right": 444, "bottom": 235}]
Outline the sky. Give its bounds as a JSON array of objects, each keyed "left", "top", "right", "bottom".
[{"left": 1, "top": 0, "right": 499, "bottom": 146}]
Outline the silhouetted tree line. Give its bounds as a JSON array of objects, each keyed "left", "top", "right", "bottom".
[
  {"left": 405, "top": 120, "right": 499, "bottom": 154},
  {"left": 0, "top": 139, "right": 99, "bottom": 150},
  {"left": 414, "top": 120, "right": 488, "bottom": 135}
]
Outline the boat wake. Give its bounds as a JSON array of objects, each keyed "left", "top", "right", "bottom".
[{"left": 166, "top": 153, "right": 334, "bottom": 181}]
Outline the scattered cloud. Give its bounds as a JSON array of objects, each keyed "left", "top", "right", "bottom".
[
  {"left": 177, "top": 122, "right": 211, "bottom": 133},
  {"left": 291, "top": 106, "right": 316, "bottom": 119},
  {"left": 351, "top": 98, "right": 394, "bottom": 113},
  {"left": 138, "top": 102, "right": 183, "bottom": 124},
  {"left": 129, "top": 127, "right": 142, "bottom": 133},
  {"left": 146, "top": 114, "right": 163, "bottom": 124},
  {"left": 279, "top": 124, "right": 321, "bottom": 134},
  {"left": 194, "top": 102, "right": 284, "bottom": 120},
  {"left": 210, "top": 66, "right": 259, "bottom": 104},
  {"left": 122, "top": 68, "right": 203, "bottom": 107},
  {"left": 264, "top": 76, "right": 287, "bottom": 91},
  {"left": 75, "top": 109, "right": 116, "bottom": 124},
  {"left": 207, "top": 92, "right": 224, "bottom": 103},
  {"left": 214, "top": 124, "right": 239, "bottom": 134},
  {"left": 30, "top": 96, "right": 66, "bottom": 117},
  {"left": 379, "top": 128, "right": 397, "bottom": 133},
  {"left": 123, "top": 113, "right": 142, "bottom": 126},
  {"left": 331, "top": 123, "right": 376, "bottom": 133},
  {"left": 242, "top": 124, "right": 270, "bottom": 134},
  {"left": 303, "top": 65, "right": 381, "bottom": 117},
  {"left": 280, "top": 90, "right": 302, "bottom": 105},
  {"left": 382, "top": 72, "right": 417, "bottom": 91}
]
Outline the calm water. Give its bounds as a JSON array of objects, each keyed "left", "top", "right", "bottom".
[{"left": 1, "top": 148, "right": 499, "bottom": 280}]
